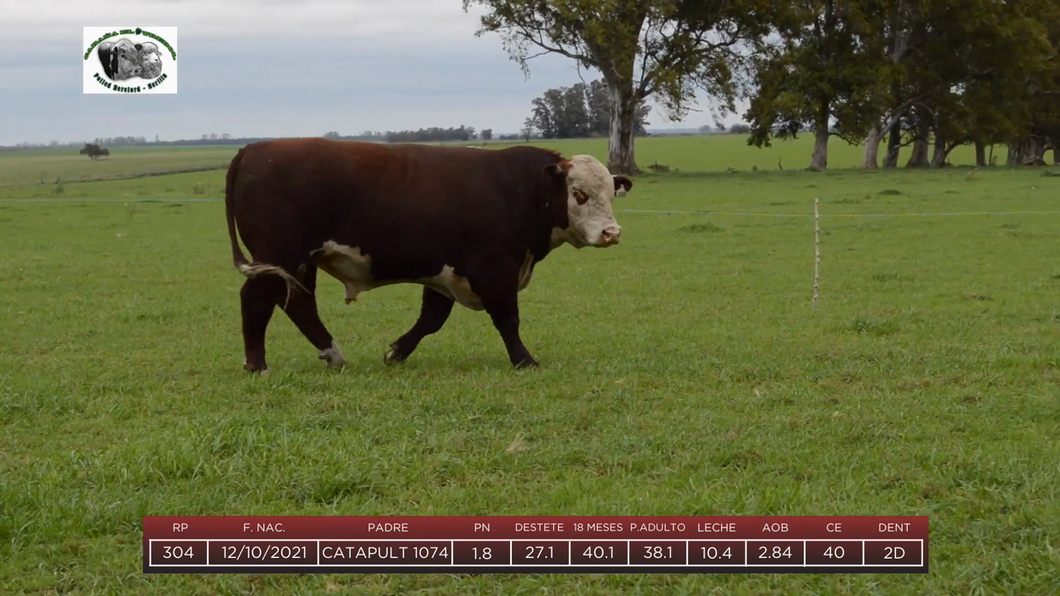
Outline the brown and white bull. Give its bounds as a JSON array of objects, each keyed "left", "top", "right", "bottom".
[{"left": 224, "top": 138, "right": 631, "bottom": 372}]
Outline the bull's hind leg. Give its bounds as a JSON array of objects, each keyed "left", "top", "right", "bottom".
[
  {"left": 240, "top": 275, "right": 285, "bottom": 372},
  {"left": 384, "top": 287, "right": 455, "bottom": 364},
  {"left": 279, "top": 263, "right": 346, "bottom": 370}
]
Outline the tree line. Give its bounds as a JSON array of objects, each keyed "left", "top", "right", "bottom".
[
  {"left": 524, "top": 79, "right": 651, "bottom": 140},
  {"left": 325, "top": 126, "right": 489, "bottom": 144},
  {"left": 464, "top": 0, "right": 1060, "bottom": 174},
  {"left": 744, "top": 0, "right": 1060, "bottom": 170}
]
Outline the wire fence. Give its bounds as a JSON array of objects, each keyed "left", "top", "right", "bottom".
[
  {"left": 0, "top": 198, "right": 222, "bottom": 203},
  {"left": 1, "top": 198, "right": 1059, "bottom": 219},
  {"left": 617, "top": 208, "right": 1060, "bottom": 218}
]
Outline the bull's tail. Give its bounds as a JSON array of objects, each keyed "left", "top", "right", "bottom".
[
  {"left": 224, "top": 145, "right": 251, "bottom": 270},
  {"left": 225, "top": 145, "right": 306, "bottom": 307}
]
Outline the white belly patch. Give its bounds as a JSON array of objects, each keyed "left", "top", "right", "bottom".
[
  {"left": 313, "top": 243, "right": 535, "bottom": 310},
  {"left": 421, "top": 266, "right": 484, "bottom": 311},
  {"left": 312, "top": 241, "right": 380, "bottom": 304}
]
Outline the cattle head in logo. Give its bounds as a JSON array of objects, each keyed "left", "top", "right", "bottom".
[
  {"left": 138, "top": 42, "right": 163, "bottom": 78},
  {"left": 545, "top": 155, "right": 633, "bottom": 249},
  {"left": 97, "top": 37, "right": 163, "bottom": 81}
]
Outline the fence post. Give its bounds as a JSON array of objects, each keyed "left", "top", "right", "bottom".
[{"left": 813, "top": 198, "right": 820, "bottom": 310}]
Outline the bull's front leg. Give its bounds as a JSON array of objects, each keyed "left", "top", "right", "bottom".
[
  {"left": 384, "top": 287, "right": 455, "bottom": 365},
  {"left": 470, "top": 263, "right": 538, "bottom": 369}
]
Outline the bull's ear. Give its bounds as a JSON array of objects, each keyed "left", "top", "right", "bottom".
[
  {"left": 613, "top": 175, "right": 632, "bottom": 194},
  {"left": 544, "top": 161, "right": 570, "bottom": 179},
  {"left": 135, "top": 43, "right": 143, "bottom": 51}
]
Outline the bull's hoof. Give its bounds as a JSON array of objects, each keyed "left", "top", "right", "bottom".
[
  {"left": 318, "top": 341, "right": 347, "bottom": 370},
  {"left": 319, "top": 355, "right": 346, "bottom": 370},
  {"left": 514, "top": 357, "right": 540, "bottom": 369},
  {"left": 243, "top": 360, "right": 269, "bottom": 374},
  {"left": 383, "top": 348, "right": 408, "bottom": 365}
]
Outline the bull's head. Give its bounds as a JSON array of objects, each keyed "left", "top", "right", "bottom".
[
  {"left": 111, "top": 39, "right": 142, "bottom": 79},
  {"left": 545, "top": 155, "right": 632, "bottom": 249},
  {"left": 137, "top": 42, "right": 163, "bottom": 79}
]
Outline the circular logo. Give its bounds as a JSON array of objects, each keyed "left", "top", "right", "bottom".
[{"left": 84, "top": 28, "right": 177, "bottom": 94}]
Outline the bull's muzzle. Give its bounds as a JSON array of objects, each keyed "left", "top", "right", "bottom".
[{"left": 598, "top": 225, "right": 621, "bottom": 246}]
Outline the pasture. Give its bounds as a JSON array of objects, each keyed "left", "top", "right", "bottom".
[
  {"left": 0, "top": 133, "right": 1003, "bottom": 195},
  {"left": 1, "top": 136, "right": 1059, "bottom": 595}
]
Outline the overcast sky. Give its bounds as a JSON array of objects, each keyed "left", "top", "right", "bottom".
[{"left": 1, "top": 0, "right": 746, "bottom": 145}]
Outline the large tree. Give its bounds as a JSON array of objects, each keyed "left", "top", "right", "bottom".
[
  {"left": 900, "top": 0, "right": 1057, "bottom": 167},
  {"left": 744, "top": 0, "right": 882, "bottom": 170},
  {"left": 586, "top": 79, "right": 612, "bottom": 136},
  {"left": 1007, "top": 2, "right": 1060, "bottom": 165},
  {"left": 462, "top": 0, "right": 773, "bottom": 174},
  {"left": 530, "top": 88, "right": 563, "bottom": 139},
  {"left": 530, "top": 80, "right": 651, "bottom": 138},
  {"left": 856, "top": 0, "right": 923, "bottom": 169},
  {"left": 862, "top": 0, "right": 1060, "bottom": 168}
]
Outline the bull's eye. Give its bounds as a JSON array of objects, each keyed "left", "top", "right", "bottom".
[{"left": 573, "top": 189, "right": 590, "bottom": 205}]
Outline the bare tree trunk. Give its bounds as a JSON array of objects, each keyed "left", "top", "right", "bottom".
[
  {"left": 883, "top": 124, "right": 901, "bottom": 168},
  {"left": 866, "top": 108, "right": 907, "bottom": 169},
  {"left": 1028, "top": 138, "right": 1046, "bottom": 164},
  {"left": 606, "top": 84, "right": 639, "bottom": 175},
  {"left": 906, "top": 138, "right": 929, "bottom": 167},
  {"left": 1007, "top": 138, "right": 1046, "bottom": 165},
  {"left": 809, "top": 100, "right": 830, "bottom": 171},
  {"left": 906, "top": 119, "right": 930, "bottom": 167},
  {"left": 930, "top": 133, "right": 946, "bottom": 167},
  {"left": 862, "top": 124, "right": 883, "bottom": 169},
  {"left": 975, "top": 141, "right": 986, "bottom": 166},
  {"left": 931, "top": 132, "right": 955, "bottom": 167},
  {"left": 810, "top": 128, "right": 829, "bottom": 171}
]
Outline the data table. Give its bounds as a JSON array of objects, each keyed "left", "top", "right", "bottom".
[{"left": 143, "top": 516, "right": 927, "bottom": 574}]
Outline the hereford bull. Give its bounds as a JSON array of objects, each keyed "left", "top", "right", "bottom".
[
  {"left": 224, "top": 138, "right": 632, "bottom": 372},
  {"left": 97, "top": 38, "right": 142, "bottom": 80}
]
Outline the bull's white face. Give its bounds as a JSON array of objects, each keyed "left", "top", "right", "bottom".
[
  {"left": 139, "top": 43, "right": 162, "bottom": 78},
  {"left": 112, "top": 39, "right": 142, "bottom": 79},
  {"left": 552, "top": 154, "right": 632, "bottom": 249}
]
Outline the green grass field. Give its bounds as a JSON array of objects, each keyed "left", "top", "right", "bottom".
[
  {"left": 0, "top": 132, "right": 1029, "bottom": 196},
  {"left": 0, "top": 146, "right": 236, "bottom": 189},
  {"left": 1, "top": 137, "right": 1059, "bottom": 594}
]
